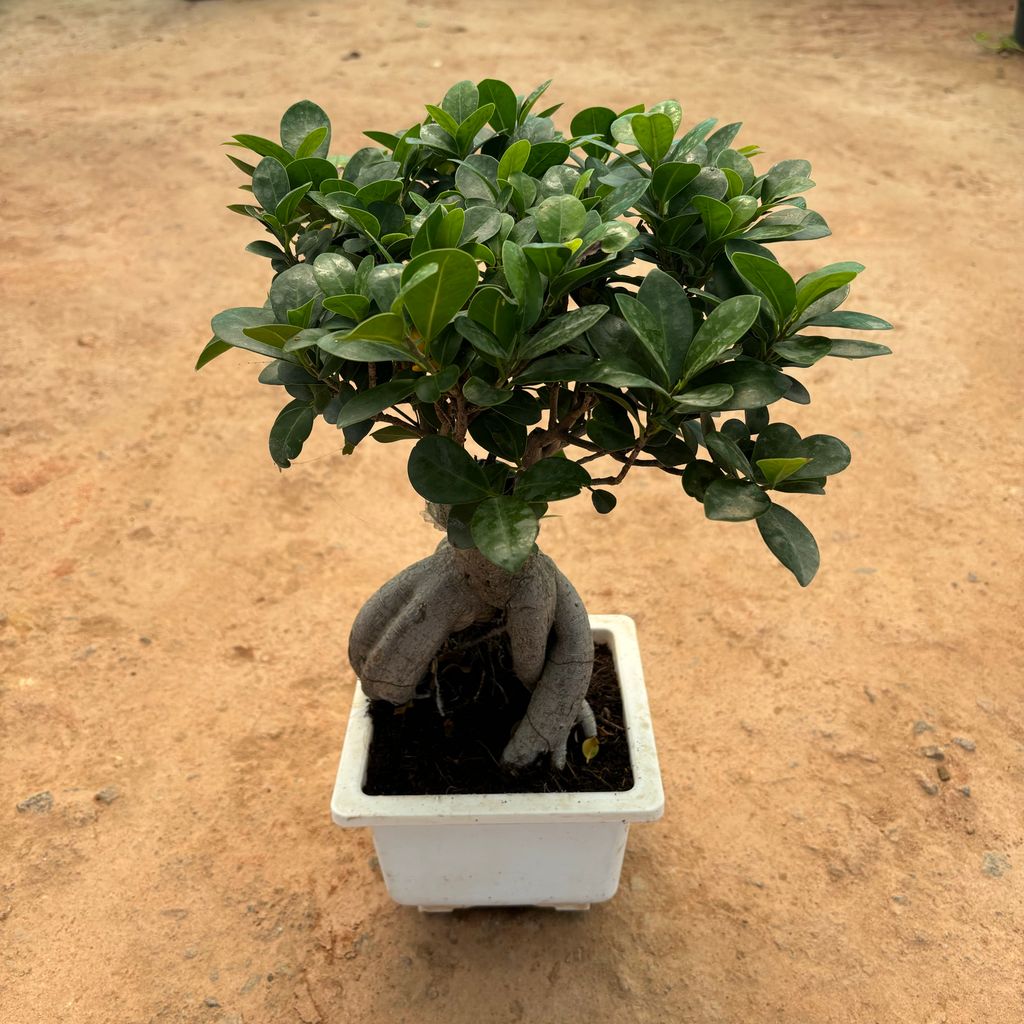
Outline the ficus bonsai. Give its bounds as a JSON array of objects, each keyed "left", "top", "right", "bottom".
[{"left": 199, "top": 79, "right": 891, "bottom": 773}]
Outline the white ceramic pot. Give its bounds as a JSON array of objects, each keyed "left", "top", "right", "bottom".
[{"left": 330, "top": 614, "right": 664, "bottom": 911}]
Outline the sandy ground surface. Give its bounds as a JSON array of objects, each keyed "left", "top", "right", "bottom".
[{"left": 2, "top": 0, "right": 1023, "bottom": 1021}]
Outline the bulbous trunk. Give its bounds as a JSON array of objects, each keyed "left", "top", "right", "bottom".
[{"left": 348, "top": 510, "right": 595, "bottom": 770}]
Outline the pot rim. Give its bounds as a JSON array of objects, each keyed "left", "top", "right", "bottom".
[{"left": 331, "top": 614, "right": 664, "bottom": 826}]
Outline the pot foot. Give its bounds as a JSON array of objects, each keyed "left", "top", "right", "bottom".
[
  {"left": 417, "top": 905, "right": 461, "bottom": 913},
  {"left": 550, "top": 903, "right": 591, "bottom": 912}
]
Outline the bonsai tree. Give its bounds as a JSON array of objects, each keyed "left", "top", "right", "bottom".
[{"left": 199, "top": 79, "right": 891, "bottom": 772}]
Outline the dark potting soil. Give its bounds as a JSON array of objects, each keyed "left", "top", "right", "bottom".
[{"left": 362, "top": 624, "right": 635, "bottom": 796}]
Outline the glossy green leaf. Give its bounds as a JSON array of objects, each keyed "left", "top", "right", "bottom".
[
  {"left": 681, "top": 294, "right": 761, "bottom": 380},
  {"left": 703, "top": 478, "right": 770, "bottom": 521},
  {"left": 414, "top": 365, "right": 460, "bottom": 403},
  {"left": 269, "top": 400, "right": 315, "bottom": 468},
  {"left": 519, "top": 305, "right": 609, "bottom": 362},
  {"left": 497, "top": 138, "right": 531, "bottom": 181},
  {"left": 756, "top": 457, "right": 811, "bottom": 487},
  {"left": 673, "top": 384, "right": 735, "bottom": 412},
  {"left": 280, "top": 100, "right": 331, "bottom": 158},
  {"left": 470, "top": 497, "right": 538, "bottom": 573},
  {"left": 756, "top": 504, "right": 819, "bottom": 586},
  {"left": 515, "top": 457, "right": 591, "bottom": 502},
  {"left": 408, "top": 435, "right": 493, "bottom": 503},
  {"left": 773, "top": 336, "right": 832, "bottom": 366},
  {"left": 689, "top": 361, "right": 789, "bottom": 409},
  {"left": 442, "top": 80, "right": 479, "bottom": 123},
  {"left": 705, "top": 430, "right": 753, "bottom": 478},
  {"left": 730, "top": 252, "right": 796, "bottom": 320},
  {"left": 294, "top": 126, "right": 329, "bottom": 160},
  {"left": 229, "top": 133, "right": 292, "bottom": 165},
  {"left": 650, "top": 161, "right": 701, "bottom": 204},
  {"left": 692, "top": 195, "right": 733, "bottom": 241},
  {"left": 795, "top": 262, "right": 864, "bottom": 314},
  {"left": 463, "top": 375, "right": 511, "bottom": 407},
  {"left": 825, "top": 339, "right": 893, "bottom": 359},
  {"left": 401, "top": 248, "right": 479, "bottom": 342},
  {"left": 322, "top": 293, "right": 371, "bottom": 321},
  {"left": 252, "top": 157, "right": 291, "bottom": 213},
  {"left": 195, "top": 337, "right": 231, "bottom": 370},
  {"left": 312, "top": 251, "right": 357, "bottom": 296},
  {"left": 804, "top": 311, "right": 892, "bottom": 331},
  {"left": 336, "top": 378, "right": 418, "bottom": 428},
  {"left": 535, "top": 194, "right": 587, "bottom": 244},
  {"left": 638, "top": 268, "right": 693, "bottom": 382},
  {"left": 478, "top": 78, "right": 518, "bottom": 132},
  {"left": 469, "top": 410, "right": 528, "bottom": 461},
  {"left": 631, "top": 112, "right": 675, "bottom": 163}
]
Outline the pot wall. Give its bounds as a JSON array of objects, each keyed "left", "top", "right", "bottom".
[{"left": 331, "top": 615, "right": 663, "bottom": 909}]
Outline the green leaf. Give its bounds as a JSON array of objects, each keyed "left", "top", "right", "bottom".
[
  {"left": 650, "top": 161, "right": 701, "bottom": 204},
  {"left": 673, "top": 384, "right": 734, "bottom": 412},
  {"left": 456, "top": 103, "right": 495, "bottom": 153},
  {"left": 269, "top": 264, "right": 320, "bottom": 322},
  {"left": 294, "top": 125, "right": 329, "bottom": 160},
  {"left": 757, "top": 457, "right": 812, "bottom": 487},
  {"left": 442, "top": 80, "right": 480, "bottom": 123},
  {"left": 535, "top": 194, "right": 587, "bottom": 244},
  {"left": 631, "top": 112, "right": 675, "bottom": 163},
  {"left": 469, "top": 410, "right": 528, "bottom": 461},
  {"left": 312, "top": 252, "right": 357, "bottom": 296},
  {"left": 601, "top": 178, "right": 650, "bottom": 219},
  {"left": 691, "top": 195, "right": 733, "bottom": 241},
  {"left": 251, "top": 157, "right": 291, "bottom": 213},
  {"left": 195, "top": 337, "right": 231, "bottom": 371},
  {"left": 497, "top": 139, "right": 531, "bottom": 181},
  {"left": 522, "top": 242, "right": 573, "bottom": 279},
  {"left": 408, "top": 435, "right": 494, "bottom": 503},
  {"left": 794, "top": 262, "right": 864, "bottom": 314},
  {"left": 280, "top": 100, "right": 332, "bottom": 158},
  {"left": 591, "top": 489, "right": 617, "bottom": 514},
  {"left": 730, "top": 252, "right": 797, "bottom": 321},
  {"left": 682, "top": 460, "right": 725, "bottom": 501},
  {"left": 336, "top": 378, "right": 418, "bottom": 428},
  {"left": 773, "top": 336, "right": 832, "bottom": 366},
  {"left": 463, "top": 375, "right": 512, "bottom": 407},
  {"left": 478, "top": 78, "right": 518, "bottom": 133},
  {"left": 229, "top": 134, "right": 292, "bottom": 165},
  {"left": 287, "top": 157, "right": 339, "bottom": 190},
  {"left": 425, "top": 103, "right": 460, "bottom": 137},
  {"left": 523, "top": 141, "right": 571, "bottom": 177},
  {"left": 518, "top": 305, "right": 608, "bottom": 362},
  {"left": 401, "top": 248, "right": 479, "bottom": 342},
  {"left": 703, "top": 478, "right": 770, "bottom": 521},
  {"left": 681, "top": 294, "right": 761, "bottom": 380},
  {"left": 705, "top": 431, "right": 753, "bottom": 478},
  {"left": 756, "top": 504, "right": 820, "bottom": 586},
  {"left": 587, "top": 401, "right": 635, "bottom": 451},
  {"left": 322, "top": 293, "right": 371, "bottom": 321},
  {"left": 411, "top": 365, "right": 458, "bottom": 403},
  {"left": 803, "top": 311, "right": 892, "bottom": 331},
  {"left": 519, "top": 79, "right": 553, "bottom": 120},
  {"left": 825, "top": 339, "right": 893, "bottom": 359},
  {"left": 269, "top": 400, "right": 315, "bottom": 468},
  {"left": 455, "top": 153, "right": 500, "bottom": 200},
  {"left": 616, "top": 294, "right": 668, "bottom": 384},
  {"left": 275, "top": 182, "right": 312, "bottom": 223},
  {"left": 210, "top": 307, "right": 298, "bottom": 361},
  {"left": 470, "top": 497, "right": 538, "bottom": 573},
  {"left": 689, "top": 361, "right": 789, "bottom": 409},
  {"left": 638, "top": 268, "right": 692, "bottom": 382},
  {"left": 570, "top": 106, "right": 617, "bottom": 157},
  {"left": 515, "top": 457, "right": 591, "bottom": 503}
]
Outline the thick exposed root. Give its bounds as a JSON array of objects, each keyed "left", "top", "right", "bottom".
[{"left": 348, "top": 537, "right": 594, "bottom": 771}]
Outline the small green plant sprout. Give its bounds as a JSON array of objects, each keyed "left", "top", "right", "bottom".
[{"left": 200, "top": 81, "right": 891, "bottom": 769}]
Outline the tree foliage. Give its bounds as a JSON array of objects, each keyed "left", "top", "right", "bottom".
[{"left": 201, "top": 82, "right": 891, "bottom": 584}]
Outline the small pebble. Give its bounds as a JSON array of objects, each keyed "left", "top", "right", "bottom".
[
  {"left": 342, "top": 50, "right": 361, "bottom": 61},
  {"left": 959, "top": 786, "right": 971, "bottom": 797},
  {"left": 913, "top": 720, "right": 933, "bottom": 735},
  {"left": 183, "top": 947, "right": 199, "bottom": 960},
  {"left": 16, "top": 791, "right": 53, "bottom": 814},
  {"left": 920, "top": 746, "right": 945, "bottom": 760},
  {"left": 203, "top": 996, "right": 220, "bottom": 1008},
  {"left": 94, "top": 786, "right": 120, "bottom": 805},
  {"left": 937, "top": 765, "right": 951, "bottom": 782},
  {"left": 952, "top": 736, "right": 975, "bottom": 752},
  {"left": 916, "top": 775, "right": 939, "bottom": 796},
  {"left": 891, "top": 894, "right": 909, "bottom": 905}
]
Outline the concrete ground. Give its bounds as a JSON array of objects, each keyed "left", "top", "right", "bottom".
[{"left": 1, "top": 1, "right": 1022, "bottom": 1021}]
